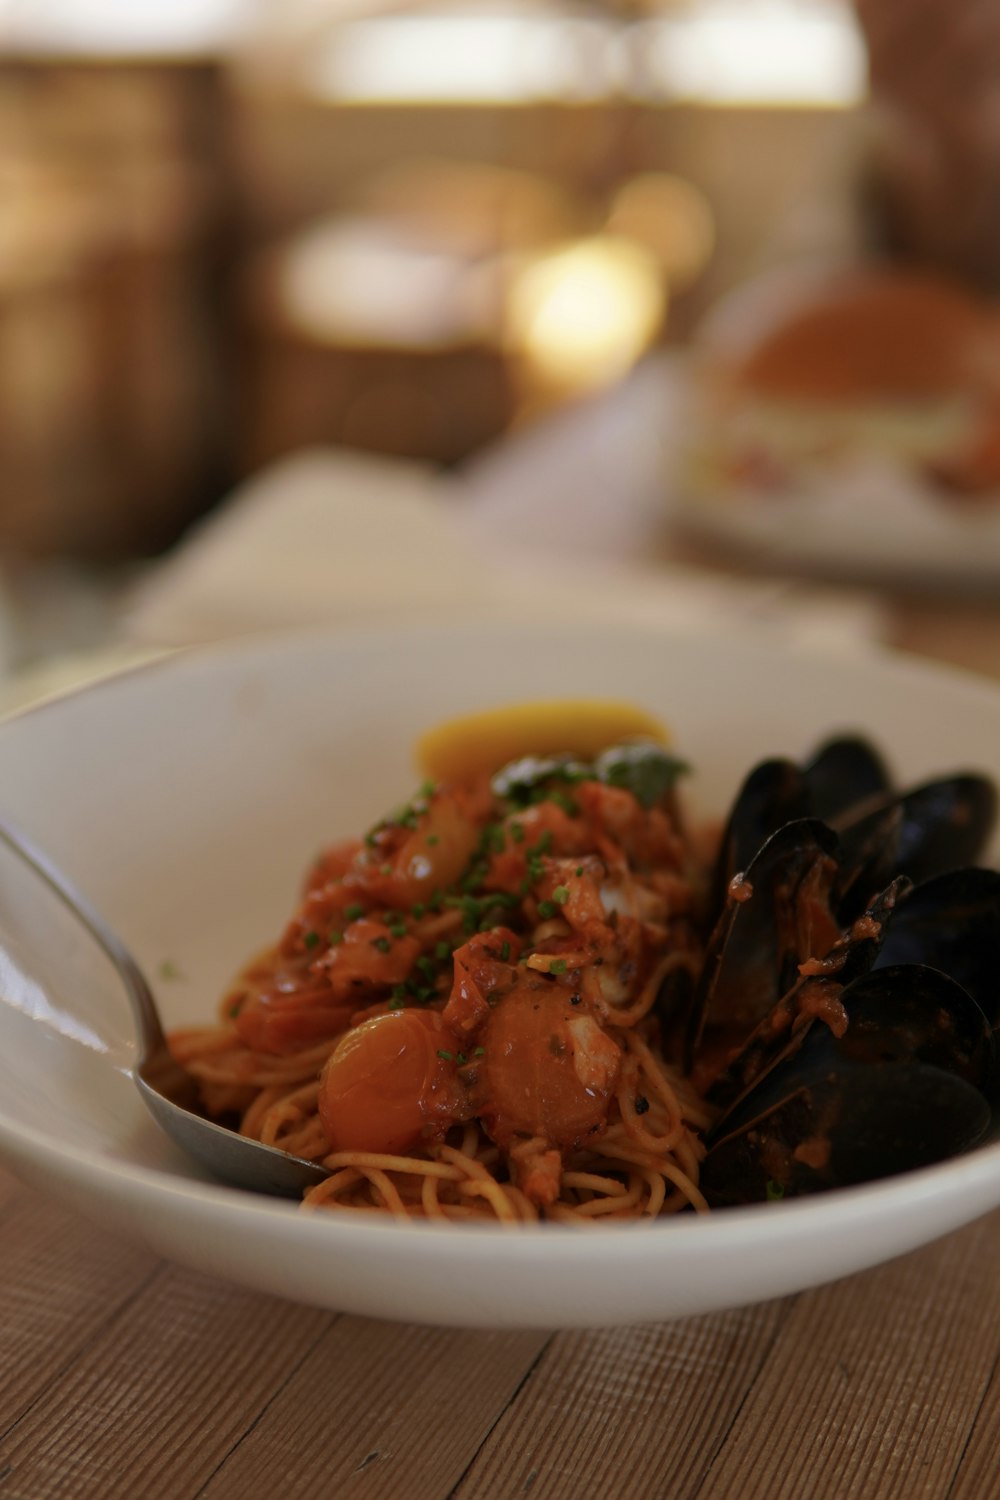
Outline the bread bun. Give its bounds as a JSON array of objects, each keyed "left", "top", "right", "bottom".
[{"left": 693, "top": 265, "right": 1000, "bottom": 494}]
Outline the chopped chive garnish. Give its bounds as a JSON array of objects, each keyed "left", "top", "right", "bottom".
[
  {"left": 435, "top": 940, "right": 450, "bottom": 961},
  {"left": 328, "top": 929, "right": 343, "bottom": 945},
  {"left": 411, "top": 902, "right": 426, "bottom": 919},
  {"left": 303, "top": 930, "right": 320, "bottom": 948},
  {"left": 500, "top": 940, "right": 510, "bottom": 962},
  {"left": 474, "top": 1046, "right": 486, "bottom": 1057},
  {"left": 344, "top": 903, "right": 364, "bottom": 922},
  {"left": 552, "top": 885, "right": 569, "bottom": 905},
  {"left": 426, "top": 834, "right": 439, "bottom": 847},
  {"left": 538, "top": 900, "right": 558, "bottom": 920},
  {"left": 389, "top": 922, "right": 408, "bottom": 938},
  {"left": 549, "top": 958, "right": 568, "bottom": 974},
  {"left": 456, "top": 1052, "right": 467, "bottom": 1066},
  {"left": 372, "top": 937, "right": 391, "bottom": 953},
  {"left": 575, "top": 866, "right": 584, "bottom": 877},
  {"left": 437, "top": 1049, "right": 453, "bottom": 1062}
]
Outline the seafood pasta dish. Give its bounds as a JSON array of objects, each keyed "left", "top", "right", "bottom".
[{"left": 170, "top": 702, "right": 1000, "bottom": 1224}]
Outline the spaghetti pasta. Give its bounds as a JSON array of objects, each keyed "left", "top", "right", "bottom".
[{"left": 170, "top": 735, "right": 720, "bottom": 1224}]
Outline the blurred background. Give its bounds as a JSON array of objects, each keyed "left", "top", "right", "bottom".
[{"left": 1, "top": 0, "right": 998, "bottom": 688}]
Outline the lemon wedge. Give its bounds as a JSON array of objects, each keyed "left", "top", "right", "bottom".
[{"left": 415, "top": 699, "right": 670, "bottom": 783}]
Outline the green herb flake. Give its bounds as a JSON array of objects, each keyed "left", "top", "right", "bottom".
[
  {"left": 159, "top": 959, "right": 184, "bottom": 982},
  {"left": 537, "top": 900, "right": 558, "bottom": 920},
  {"left": 426, "top": 833, "right": 440, "bottom": 847},
  {"left": 328, "top": 929, "right": 344, "bottom": 946},
  {"left": 594, "top": 742, "right": 691, "bottom": 810},
  {"left": 552, "top": 885, "right": 569, "bottom": 905},
  {"left": 474, "top": 1046, "right": 486, "bottom": 1057},
  {"left": 456, "top": 1052, "right": 467, "bottom": 1066},
  {"left": 389, "top": 922, "right": 408, "bottom": 938},
  {"left": 575, "top": 866, "right": 584, "bottom": 877},
  {"left": 344, "top": 903, "right": 365, "bottom": 922},
  {"left": 435, "top": 940, "right": 451, "bottom": 961},
  {"left": 765, "top": 1180, "right": 786, "bottom": 1202},
  {"left": 372, "top": 937, "right": 392, "bottom": 954},
  {"left": 549, "top": 958, "right": 568, "bottom": 974},
  {"left": 411, "top": 902, "right": 426, "bottom": 919},
  {"left": 500, "top": 940, "right": 511, "bottom": 962},
  {"left": 510, "top": 822, "right": 526, "bottom": 844},
  {"left": 437, "top": 1049, "right": 454, "bottom": 1062}
]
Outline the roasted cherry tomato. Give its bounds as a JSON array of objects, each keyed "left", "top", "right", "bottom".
[
  {"left": 318, "top": 1009, "right": 463, "bottom": 1155},
  {"left": 480, "top": 983, "right": 622, "bottom": 1149}
]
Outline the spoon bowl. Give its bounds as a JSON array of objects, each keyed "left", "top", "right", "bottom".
[{"left": 0, "top": 815, "right": 327, "bottom": 1199}]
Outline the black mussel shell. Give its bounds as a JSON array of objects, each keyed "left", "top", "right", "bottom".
[
  {"left": 872, "top": 867, "right": 1000, "bottom": 1027},
  {"left": 706, "top": 759, "right": 810, "bottom": 928},
  {"left": 833, "top": 774, "right": 997, "bottom": 901},
  {"left": 687, "top": 818, "right": 840, "bottom": 1072},
  {"left": 704, "top": 875, "right": 911, "bottom": 1111},
  {"left": 803, "top": 735, "right": 892, "bottom": 824},
  {"left": 699, "top": 965, "right": 995, "bottom": 1205}
]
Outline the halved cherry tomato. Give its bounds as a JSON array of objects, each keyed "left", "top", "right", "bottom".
[
  {"left": 318, "top": 1009, "right": 463, "bottom": 1155},
  {"left": 480, "top": 982, "right": 622, "bottom": 1150}
]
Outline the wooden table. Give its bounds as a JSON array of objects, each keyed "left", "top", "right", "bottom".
[{"left": 5, "top": 1153, "right": 1000, "bottom": 1499}]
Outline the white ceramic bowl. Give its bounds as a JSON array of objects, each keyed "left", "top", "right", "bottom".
[{"left": 1, "top": 620, "right": 999, "bottom": 1329}]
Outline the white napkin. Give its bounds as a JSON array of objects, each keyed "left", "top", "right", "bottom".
[{"left": 123, "top": 367, "right": 887, "bottom": 655}]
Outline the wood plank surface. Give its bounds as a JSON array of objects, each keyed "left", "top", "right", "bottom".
[{"left": 6, "top": 1160, "right": 1000, "bottom": 1500}]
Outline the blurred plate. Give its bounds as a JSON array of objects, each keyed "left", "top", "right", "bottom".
[{"left": 671, "top": 462, "right": 1000, "bottom": 592}]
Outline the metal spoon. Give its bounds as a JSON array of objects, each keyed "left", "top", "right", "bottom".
[{"left": 0, "top": 815, "right": 328, "bottom": 1198}]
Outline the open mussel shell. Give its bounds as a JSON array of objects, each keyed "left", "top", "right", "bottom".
[
  {"left": 833, "top": 774, "right": 998, "bottom": 908},
  {"left": 699, "top": 965, "right": 995, "bottom": 1206},
  {"left": 706, "top": 758, "right": 810, "bottom": 926},
  {"left": 703, "top": 875, "right": 911, "bottom": 1111},
  {"left": 872, "top": 868, "right": 1000, "bottom": 1027},
  {"left": 803, "top": 735, "right": 892, "bottom": 824},
  {"left": 687, "top": 818, "right": 840, "bottom": 1072}
]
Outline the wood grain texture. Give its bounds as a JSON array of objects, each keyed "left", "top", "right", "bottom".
[
  {"left": 3, "top": 1170, "right": 1000, "bottom": 1500},
  {"left": 454, "top": 1299, "right": 794, "bottom": 1500},
  {"left": 692, "top": 1211, "right": 1000, "bottom": 1500},
  {"left": 199, "top": 1317, "right": 549, "bottom": 1500},
  {"left": 0, "top": 1185, "right": 159, "bottom": 1435}
]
